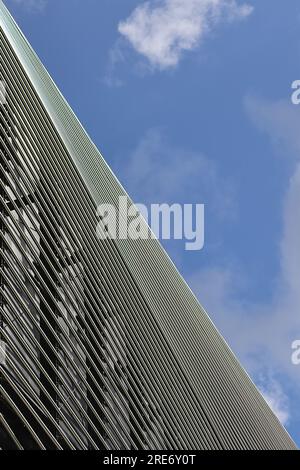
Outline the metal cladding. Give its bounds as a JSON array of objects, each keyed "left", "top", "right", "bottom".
[{"left": 0, "top": 1, "right": 297, "bottom": 451}]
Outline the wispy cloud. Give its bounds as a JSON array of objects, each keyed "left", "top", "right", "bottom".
[
  {"left": 189, "top": 97, "right": 300, "bottom": 401},
  {"left": 9, "top": 0, "right": 47, "bottom": 12},
  {"left": 118, "top": 0, "right": 253, "bottom": 70},
  {"left": 116, "top": 122, "right": 298, "bottom": 428},
  {"left": 245, "top": 97, "right": 300, "bottom": 160},
  {"left": 112, "top": 128, "right": 236, "bottom": 265},
  {"left": 115, "top": 128, "right": 235, "bottom": 218},
  {"left": 190, "top": 168, "right": 300, "bottom": 380},
  {"left": 258, "top": 374, "right": 290, "bottom": 425},
  {"left": 104, "top": 39, "right": 126, "bottom": 87}
]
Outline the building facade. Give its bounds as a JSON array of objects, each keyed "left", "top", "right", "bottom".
[{"left": 0, "top": 1, "right": 297, "bottom": 450}]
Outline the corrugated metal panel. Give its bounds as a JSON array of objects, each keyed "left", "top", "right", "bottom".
[{"left": 0, "top": 0, "right": 297, "bottom": 450}]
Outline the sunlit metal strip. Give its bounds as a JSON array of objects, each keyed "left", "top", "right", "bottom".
[
  {"left": 0, "top": 266, "right": 166, "bottom": 450},
  {"left": 1, "top": 287, "right": 99, "bottom": 449},
  {"left": 0, "top": 69, "right": 241, "bottom": 448},
  {"left": 0, "top": 385, "right": 46, "bottom": 449},
  {"left": 0, "top": 173, "right": 163, "bottom": 448},
  {"left": 1, "top": 229, "right": 190, "bottom": 452},
  {"left": 0, "top": 248, "right": 130, "bottom": 450},
  {"left": 0, "top": 152, "right": 211, "bottom": 450},
  {"left": 0, "top": 10, "right": 290, "bottom": 448},
  {"left": 0, "top": 64, "right": 213, "bottom": 450},
  {"left": 0, "top": 170, "right": 149, "bottom": 450},
  {"left": 0, "top": 413, "right": 23, "bottom": 450},
  {"left": 0, "top": 0, "right": 297, "bottom": 450},
  {"left": 0, "top": 78, "right": 202, "bottom": 452},
  {"left": 0, "top": 269, "right": 104, "bottom": 448},
  {"left": 2, "top": 365, "right": 69, "bottom": 449},
  {"left": 1, "top": 369, "right": 62, "bottom": 449},
  {"left": 0, "top": 244, "right": 155, "bottom": 450},
  {"left": 0, "top": 70, "right": 185, "bottom": 448},
  {"left": 0, "top": 46, "right": 264, "bottom": 450},
  {"left": 2, "top": 349, "right": 76, "bottom": 449},
  {"left": 0, "top": 177, "right": 139, "bottom": 451},
  {"left": 0, "top": 129, "right": 165, "bottom": 451},
  {"left": 1, "top": 274, "right": 108, "bottom": 449},
  {"left": 2, "top": 327, "right": 91, "bottom": 449}
]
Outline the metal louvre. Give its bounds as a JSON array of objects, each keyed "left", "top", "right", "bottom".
[
  {"left": 0, "top": 0, "right": 297, "bottom": 450},
  {"left": 0, "top": 24, "right": 215, "bottom": 451}
]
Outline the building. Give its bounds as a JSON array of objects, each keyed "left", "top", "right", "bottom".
[{"left": 0, "top": 0, "right": 297, "bottom": 450}]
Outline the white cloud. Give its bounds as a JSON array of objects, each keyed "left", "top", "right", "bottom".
[
  {"left": 10, "top": 0, "right": 47, "bottom": 12},
  {"left": 245, "top": 96, "right": 300, "bottom": 160},
  {"left": 113, "top": 109, "right": 298, "bottom": 431},
  {"left": 104, "top": 40, "right": 126, "bottom": 87},
  {"left": 118, "top": 0, "right": 253, "bottom": 70},
  {"left": 188, "top": 97, "right": 300, "bottom": 399},
  {"left": 244, "top": 97, "right": 300, "bottom": 318},
  {"left": 258, "top": 375, "right": 290, "bottom": 426},
  {"left": 112, "top": 128, "right": 236, "bottom": 266},
  {"left": 116, "top": 128, "right": 235, "bottom": 219},
  {"left": 189, "top": 181, "right": 300, "bottom": 388}
]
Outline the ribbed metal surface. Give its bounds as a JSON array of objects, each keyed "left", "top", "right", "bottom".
[{"left": 0, "top": 0, "right": 297, "bottom": 450}]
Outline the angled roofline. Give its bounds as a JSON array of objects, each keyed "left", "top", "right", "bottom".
[{"left": 0, "top": 0, "right": 296, "bottom": 449}]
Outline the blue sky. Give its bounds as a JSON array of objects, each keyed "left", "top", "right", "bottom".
[{"left": 4, "top": 0, "right": 300, "bottom": 446}]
